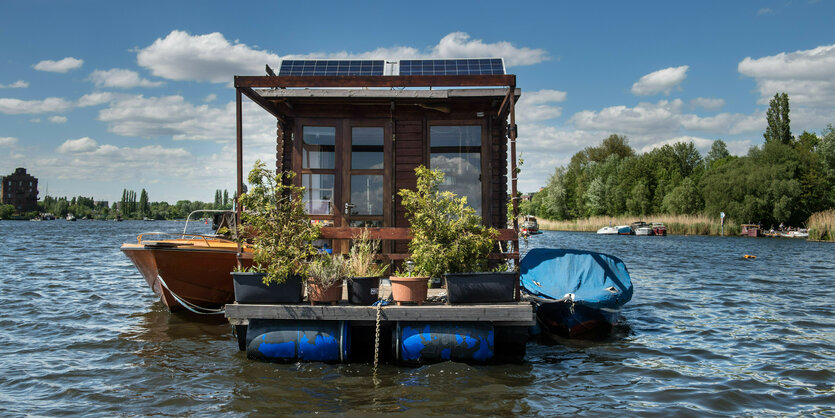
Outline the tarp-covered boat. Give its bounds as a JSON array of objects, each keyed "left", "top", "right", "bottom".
[{"left": 521, "top": 248, "right": 633, "bottom": 338}]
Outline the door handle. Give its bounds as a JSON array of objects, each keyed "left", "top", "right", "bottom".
[{"left": 344, "top": 202, "right": 356, "bottom": 215}]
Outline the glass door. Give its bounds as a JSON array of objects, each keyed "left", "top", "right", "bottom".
[{"left": 342, "top": 124, "right": 391, "bottom": 228}]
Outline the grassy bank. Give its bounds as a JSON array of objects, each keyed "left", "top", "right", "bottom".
[
  {"left": 808, "top": 209, "right": 835, "bottom": 242},
  {"left": 536, "top": 214, "right": 740, "bottom": 236}
]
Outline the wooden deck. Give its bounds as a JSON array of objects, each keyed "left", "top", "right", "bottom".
[{"left": 225, "top": 302, "right": 534, "bottom": 326}]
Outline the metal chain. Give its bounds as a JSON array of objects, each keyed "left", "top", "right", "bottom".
[{"left": 373, "top": 300, "right": 382, "bottom": 378}]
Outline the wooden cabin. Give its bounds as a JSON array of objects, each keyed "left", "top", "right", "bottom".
[
  {"left": 740, "top": 224, "right": 761, "bottom": 237},
  {"left": 234, "top": 59, "right": 520, "bottom": 263}
]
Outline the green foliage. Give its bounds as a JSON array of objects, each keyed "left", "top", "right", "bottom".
[
  {"left": 705, "top": 139, "right": 730, "bottom": 168},
  {"left": 399, "top": 166, "right": 497, "bottom": 278},
  {"left": 662, "top": 177, "right": 702, "bottom": 214},
  {"left": 346, "top": 229, "right": 389, "bottom": 278},
  {"left": 764, "top": 93, "right": 792, "bottom": 145},
  {"left": 238, "top": 160, "right": 320, "bottom": 284},
  {"left": 308, "top": 253, "right": 346, "bottom": 288},
  {"left": 0, "top": 204, "right": 14, "bottom": 219}
]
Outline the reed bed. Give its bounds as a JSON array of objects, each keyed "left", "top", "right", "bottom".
[
  {"left": 536, "top": 214, "right": 740, "bottom": 236},
  {"left": 807, "top": 209, "right": 835, "bottom": 242}
]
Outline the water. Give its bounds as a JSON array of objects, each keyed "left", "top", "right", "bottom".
[{"left": 1, "top": 221, "right": 833, "bottom": 416}]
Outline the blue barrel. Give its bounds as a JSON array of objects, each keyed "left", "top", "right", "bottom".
[
  {"left": 246, "top": 319, "right": 350, "bottom": 362},
  {"left": 395, "top": 321, "right": 494, "bottom": 364}
]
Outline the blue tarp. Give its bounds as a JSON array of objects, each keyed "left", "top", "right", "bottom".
[{"left": 520, "top": 248, "right": 633, "bottom": 310}]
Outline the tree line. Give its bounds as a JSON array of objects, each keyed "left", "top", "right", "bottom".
[
  {"left": 4, "top": 188, "right": 236, "bottom": 220},
  {"left": 521, "top": 93, "right": 835, "bottom": 228}
]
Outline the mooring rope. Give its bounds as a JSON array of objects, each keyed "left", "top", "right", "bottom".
[{"left": 155, "top": 274, "right": 225, "bottom": 315}]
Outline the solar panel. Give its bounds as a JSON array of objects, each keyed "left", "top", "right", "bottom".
[
  {"left": 398, "top": 58, "right": 505, "bottom": 75},
  {"left": 278, "top": 60, "right": 385, "bottom": 76}
]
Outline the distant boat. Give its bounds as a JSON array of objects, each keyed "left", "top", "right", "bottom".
[
  {"left": 521, "top": 248, "right": 633, "bottom": 339},
  {"left": 782, "top": 229, "right": 809, "bottom": 238},
  {"left": 651, "top": 222, "right": 667, "bottom": 236},
  {"left": 521, "top": 215, "right": 542, "bottom": 236},
  {"left": 616, "top": 225, "right": 632, "bottom": 235},
  {"left": 66, "top": 213, "right": 76, "bottom": 221},
  {"left": 596, "top": 226, "right": 618, "bottom": 235},
  {"left": 635, "top": 226, "right": 653, "bottom": 235}
]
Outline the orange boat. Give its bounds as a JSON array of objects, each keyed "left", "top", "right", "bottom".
[{"left": 121, "top": 211, "right": 253, "bottom": 312}]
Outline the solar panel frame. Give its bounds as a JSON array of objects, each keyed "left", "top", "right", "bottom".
[
  {"left": 279, "top": 59, "right": 385, "bottom": 76},
  {"left": 398, "top": 58, "right": 505, "bottom": 76}
]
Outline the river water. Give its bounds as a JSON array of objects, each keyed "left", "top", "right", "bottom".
[{"left": 0, "top": 220, "right": 833, "bottom": 416}]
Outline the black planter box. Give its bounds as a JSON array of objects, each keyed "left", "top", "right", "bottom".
[
  {"left": 444, "top": 271, "right": 517, "bottom": 304},
  {"left": 232, "top": 272, "right": 303, "bottom": 304},
  {"left": 347, "top": 276, "right": 382, "bottom": 305}
]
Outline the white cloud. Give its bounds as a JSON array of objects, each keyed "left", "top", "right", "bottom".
[
  {"left": 97, "top": 94, "right": 275, "bottom": 142},
  {"left": 0, "top": 80, "right": 28, "bottom": 88},
  {"left": 571, "top": 99, "right": 685, "bottom": 136},
  {"left": 516, "top": 89, "right": 567, "bottom": 122},
  {"left": 0, "top": 97, "right": 74, "bottom": 114},
  {"left": 136, "top": 30, "right": 548, "bottom": 83},
  {"left": 89, "top": 68, "right": 163, "bottom": 88},
  {"left": 33, "top": 57, "right": 84, "bottom": 73},
  {"left": 0, "top": 137, "right": 19, "bottom": 147},
  {"left": 57, "top": 137, "right": 99, "bottom": 153},
  {"left": 137, "top": 30, "right": 281, "bottom": 83},
  {"left": 204, "top": 93, "right": 216, "bottom": 102},
  {"left": 77, "top": 92, "right": 116, "bottom": 107},
  {"left": 48, "top": 116, "right": 67, "bottom": 124},
  {"left": 631, "top": 65, "right": 689, "bottom": 96},
  {"left": 738, "top": 43, "right": 835, "bottom": 106},
  {"left": 690, "top": 97, "right": 725, "bottom": 111},
  {"left": 757, "top": 8, "right": 773, "bottom": 15},
  {"left": 428, "top": 32, "right": 548, "bottom": 67}
]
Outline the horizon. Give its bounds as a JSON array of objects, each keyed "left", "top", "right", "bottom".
[{"left": 1, "top": 1, "right": 834, "bottom": 201}]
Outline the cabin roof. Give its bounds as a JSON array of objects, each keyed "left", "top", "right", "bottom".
[{"left": 255, "top": 87, "right": 519, "bottom": 100}]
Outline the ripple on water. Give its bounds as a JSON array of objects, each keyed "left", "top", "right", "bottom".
[{"left": 0, "top": 225, "right": 833, "bottom": 415}]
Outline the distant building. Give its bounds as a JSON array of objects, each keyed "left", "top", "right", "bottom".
[{"left": 1, "top": 168, "right": 39, "bottom": 213}]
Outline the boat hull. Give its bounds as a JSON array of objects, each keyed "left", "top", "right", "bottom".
[
  {"left": 121, "top": 240, "right": 251, "bottom": 311},
  {"left": 535, "top": 301, "right": 618, "bottom": 339}
]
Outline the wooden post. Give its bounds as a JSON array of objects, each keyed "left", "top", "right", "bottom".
[
  {"left": 236, "top": 87, "right": 243, "bottom": 226},
  {"left": 508, "top": 86, "right": 520, "bottom": 301}
]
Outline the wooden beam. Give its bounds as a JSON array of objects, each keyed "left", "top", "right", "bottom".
[
  {"left": 239, "top": 86, "right": 286, "bottom": 124},
  {"left": 235, "top": 75, "right": 516, "bottom": 89},
  {"left": 225, "top": 302, "right": 534, "bottom": 325},
  {"left": 318, "top": 227, "right": 517, "bottom": 241}
]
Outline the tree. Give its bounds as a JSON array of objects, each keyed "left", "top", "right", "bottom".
[
  {"left": 764, "top": 93, "right": 792, "bottom": 145},
  {"left": 662, "top": 177, "right": 702, "bottom": 214},
  {"left": 705, "top": 139, "right": 730, "bottom": 167},
  {"left": 584, "top": 177, "right": 607, "bottom": 216},
  {"left": 0, "top": 204, "right": 14, "bottom": 219},
  {"left": 139, "top": 189, "right": 149, "bottom": 217}
]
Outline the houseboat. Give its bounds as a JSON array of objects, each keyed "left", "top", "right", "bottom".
[
  {"left": 740, "top": 224, "right": 761, "bottom": 237},
  {"left": 227, "top": 58, "right": 530, "bottom": 363}
]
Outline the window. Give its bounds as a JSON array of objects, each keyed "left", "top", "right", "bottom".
[
  {"left": 302, "top": 126, "right": 335, "bottom": 169},
  {"left": 302, "top": 174, "right": 333, "bottom": 215},
  {"left": 430, "top": 125, "right": 482, "bottom": 215}
]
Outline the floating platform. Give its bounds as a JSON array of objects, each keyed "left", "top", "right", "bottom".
[{"left": 225, "top": 301, "right": 534, "bottom": 364}]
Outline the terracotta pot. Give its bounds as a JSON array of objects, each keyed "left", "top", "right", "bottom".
[
  {"left": 307, "top": 279, "right": 343, "bottom": 305},
  {"left": 389, "top": 276, "right": 430, "bottom": 306}
]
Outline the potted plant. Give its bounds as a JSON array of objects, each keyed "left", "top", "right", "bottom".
[
  {"left": 232, "top": 160, "right": 321, "bottom": 304},
  {"left": 307, "top": 253, "right": 346, "bottom": 305},
  {"left": 388, "top": 260, "right": 430, "bottom": 306},
  {"left": 398, "top": 166, "right": 515, "bottom": 304},
  {"left": 345, "top": 229, "right": 389, "bottom": 305}
]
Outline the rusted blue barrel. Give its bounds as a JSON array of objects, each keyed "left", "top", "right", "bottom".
[
  {"left": 246, "top": 319, "right": 350, "bottom": 363},
  {"left": 395, "top": 321, "right": 494, "bottom": 364}
]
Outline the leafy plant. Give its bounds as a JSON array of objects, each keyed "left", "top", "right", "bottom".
[
  {"left": 346, "top": 228, "right": 389, "bottom": 278},
  {"left": 398, "top": 166, "right": 497, "bottom": 278},
  {"left": 308, "top": 253, "right": 347, "bottom": 288},
  {"left": 237, "top": 160, "right": 320, "bottom": 284}
]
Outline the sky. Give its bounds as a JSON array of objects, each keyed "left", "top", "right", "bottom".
[{"left": 1, "top": 0, "right": 834, "bottom": 202}]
